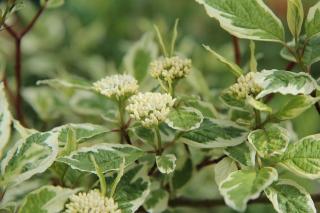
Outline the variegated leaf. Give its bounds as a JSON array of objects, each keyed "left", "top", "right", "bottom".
[
  {"left": 214, "top": 157, "right": 237, "bottom": 186},
  {"left": 0, "top": 82, "right": 12, "bottom": 154},
  {"left": 0, "top": 132, "right": 59, "bottom": 187},
  {"left": 165, "top": 107, "right": 203, "bottom": 132},
  {"left": 182, "top": 118, "right": 248, "bottom": 148},
  {"left": 254, "top": 69, "right": 318, "bottom": 99},
  {"left": 265, "top": 179, "right": 316, "bottom": 213},
  {"left": 196, "top": 0, "right": 285, "bottom": 42},
  {"left": 305, "top": 1, "right": 320, "bottom": 39},
  {"left": 225, "top": 142, "right": 256, "bottom": 167},
  {"left": 57, "top": 144, "right": 144, "bottom": 173},
  {"left": 219, "top": 167, "right": 278, "bottom": 211},
  {"left": 156, "top": 154, "right": 176, "bottom": 174},
  {"left": 144, "top": 188, "right": 169, "bottom": 213},
  {"left": 280, "top": 134, "right": 320, "bottom": 179}
]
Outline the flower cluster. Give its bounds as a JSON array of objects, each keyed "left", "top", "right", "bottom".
[
  {"left": 65, "top": 190, "right": 121, "bottom": 213},
  {"left": 228, "top": 72, "right": 262, "bottom": 99},
  {"left": 93, "top": 74, "right": 138, "bottom": 100},
  {"left": 126, "top": 92, "right": 175, "bottom": 127},
  {"left": 150, "top": 56, "right": 192, "bottom": 82}
]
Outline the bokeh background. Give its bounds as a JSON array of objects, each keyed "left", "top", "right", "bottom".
[{"left": 0, "top": 0, "right": 319, "bottom": 212}]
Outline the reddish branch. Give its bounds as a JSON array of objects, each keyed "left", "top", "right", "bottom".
[
  {"left": 3, "top": 2, "right": 47, "bottom": 125},
  {"left": 232, "top": 36, "right": 241, "bottom": 66},
  {"left": 196, "top": 155, "right": 226, "bottom": 171}
]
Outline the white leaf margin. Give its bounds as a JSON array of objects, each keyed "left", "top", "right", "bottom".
[
  {"left": 156, "top": 154, "right": 177, "bottom": 174},
  {"left": 265, "top": 179, "right": 316, "bottom": 213},
  {"left": 0, "top": 82, "right": 12, "bottom": 153}
]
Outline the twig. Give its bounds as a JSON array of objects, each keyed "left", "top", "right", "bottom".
[
  {"left": 196, "top": 155, "right": 226, "bottom": 171},
  {"left": 169, "top": 193, "right": 320, "bottom": 208},
  {"left": 3, "top": 3, "right": 47, "bottom": 125},
  {"left": 311, "top": 90, "right": 320, "bottom": 115},
  {"left": 232, "top": 36, "right": 241, "bottom": 66}
]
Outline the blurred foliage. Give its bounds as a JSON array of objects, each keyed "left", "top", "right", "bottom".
[{"left": 0, "top": 0, "right": 320, "bottom": 212}]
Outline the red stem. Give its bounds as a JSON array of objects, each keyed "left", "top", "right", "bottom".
[{"left": 232, "top": 36, "right": 241, "bottom": 66}]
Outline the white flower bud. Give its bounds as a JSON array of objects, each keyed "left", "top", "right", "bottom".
[
  {"left": 228, "top": 72, "right": 262, "bottom": 99},
  {"left": 93, "top": 74, "right": 138, "bottom": 100},
  {"left": 126, "top": 92, "right": 175, "bottom": 128},
  {"left": 65, "top": 190, "right": 121, "bottom": 213},
  {"left": 149, "top": 56, "right": 192, "bottom": 82}
]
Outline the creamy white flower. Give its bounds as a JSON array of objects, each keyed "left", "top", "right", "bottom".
[
  {"left": 65, "top": 190, "right": 121, "bottom": 213},
  {"left": 229, "top": 72, "right": 261, "bottom": 99},
  {"left": 150, "top": 56, "right": 192, "bottom": 82},
  {"left": 93, "top": 74, "right": 138, "bottom": 99},
  {"left": 126, "top": 92, "right": 175, "bottom": 127}
]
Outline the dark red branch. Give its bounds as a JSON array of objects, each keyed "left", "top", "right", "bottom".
[
  {"left": 232, "top": 36, "right": 241, "bottom": 66},
  {"left": 196, "top": 155, "right": 226, "bottom": 171}
]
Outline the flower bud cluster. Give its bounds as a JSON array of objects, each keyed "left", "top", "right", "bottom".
[
  {"left": 126, "top": 92, "right": 175, "bottom": 127},
  {"left": 93, "top": 74, "right": 138, "bottom": 100},
  {"left": 65, "top": 190, "right": 121, "bottom": 213},
  {"left": 150, "top": 56, "right": 192, "bottom": 82},
  {"left": 229, "top": 72, "right": 261, "bottom": 99}
]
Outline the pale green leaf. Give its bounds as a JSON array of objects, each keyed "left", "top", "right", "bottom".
[
  {"left": 0, "top": 132, "right": 59, "bottom": 187},
  {"left": 0, "top": 82, "right": 12, "bottom": 154},
  {"left": 181, "top": 97, "right": 218, "bottom": 118},
  {"left": 280, "top": 134, "right": 320, "bottom": 179},
  {"left": 220, "top": 90, "right": 247, "bottom": 111},
  {"left": 219, "top": 167, "right": 278, "bottom": 211},
  {"left": 225, "top": 142, "right": 256, "bottom": 167},
  {"left": 287, "top": 0, "right": 304, "bottom": 39},
  {"left": 254, "top": 69, "right": 318, "bottom": 99},
  {"left": 18, "top": 186, "right": 78, "bottom": 213},
  {"left": 156, "top": 154, "right": 176, "bottom": 174},
  {"left": 214, "top": 157, "right": 237, "bottom": 186},
  {"left": 123, "top": 33, "right": 158, "bottom": 82},
  {"left": 305, "top": 1, "right": 320, "bottom": 39},
  {"left": 182, "top": 118, "right": 248, "bottom": 148},
  {"left": 246, "top": 96, "right": 272, "bottom": 113},
  {"left": 265, "top": 179, "right": 316, "bottom": 213},
  {"left": 144, "top": 188, "right": 169, "bottom": 213},
  {"left": 248, "top": 124, "right": 289, "bottom": 158},
  {"left": 280, "top": 36, "right": 320, "bottom": 66},
  {"left": 13, "top": 119, "right": 37, "bottom": 139},
  {"left": 41, "top": 0, "right": 64, "bottom": 8},
  {"left": 275, "top": 95, "right": 320, "bottom": 121},
  {"left": 57, "top": 144, "right": 144, "bottom": 173},
  {"left": 196, "top": 0, "right": 285, "bottom": 42},
  {"left": 204, "top": 45, "right": 243, "bottom": 77},
  {"left": 128, "top": 124, "right": 155, "bottom": 146},
  {"left": 37, "top": 78, "right": 92, "bottom": 90},
  {"left": 53, "top": 123, "right": 109, "bottom": 145},
  {"left": 110, "top": 164, "right": 150, "bottom": 213},
  {"left": 165, "top": 107, "right": 204, "bottom": 131}
]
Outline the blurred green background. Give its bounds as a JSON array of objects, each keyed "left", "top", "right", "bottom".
[{"left": 0, "top": 0, "right": 319, "bottom": 212}]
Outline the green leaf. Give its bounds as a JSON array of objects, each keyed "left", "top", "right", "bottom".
[
  {"left": 280, "top": 36, "right": 320, "bottom": 66},
  {"left": 41, "top": 0, "right": 64, "bottom": 8},
  {"left": 280, "top": 134, "right": 320, "bottom": 179},
  {"left": 18, "top": 186, "right": 78, "bottom": 213},
  {"left": 225, "top": 142, "right": 256, "bottom": 167},
  {"left": 57, "top": 144, "right": 144, "bottom": 173},
  {"left": 172, "top": 158, "right": 193, "bottom": 190},
  {"left": 275, "top": 95, "right": 320, "bottom": 121},
  {"left": 0, "top": 82, "right": 12, "bottom": 154},
  {"left": 196, "top": 0, "right": 285, "bottom": 42},
  {"left": 129, "top": 124, "right": 155, "bottom": 146},
  {"left": 214, "top": 157, "right": 237, "bottom": 186},
  {"left": 53, "top": 123, "right": 109, "bottom": 145},
  {"left": 287, "top": 0, "right": 304, "bottom": 39},
  {"left": 204, "top": 45, "right": 243, "bottom": 77},
  {"left": 220, "top": 90, "right": 247, "bottom": 111},
  {"left": 0, "top": 132, "right": 59, "bottom": 187},
  {"left": 111, "top": 164, "right": 150, "bottom": 213},
  {"left": 182, "top": 118, "right": 248, "bottom": 148},
  {"left": 182, "top": 97, "right": 218, "bottom": 118},
  {"left": 254, "top": 69, "right": 318, "bottom": 99},
  {"left": 305, "top": 1, "right": 320, "bottom": 39},
  {"left": 37, "top": 78, "right": 92, "bottom": 90},
  {"left": 156, "top": 154, "right": 176, "bottom": 174},
  {"left": 124, "top": 33, "right": 158, "bottom": 82},
  {"left": 165, "top": 107, "right": 204, "bottom": 131},
  {"left": 144, "top": 188, "right": 169, "bottom": 213},
  {"left": 246, "top": 96, "right": 272, "bottom": 113},
  {"left": 59, "top": 127, "right": 77, "bottom": 157},
  {"left": 248, "top": 124, "right": 289, "bottom": 158},
  {"left": 265, "top": 179, "right": 316, "bottom": 213},
  {"left": 219, "top": 167, "right": 278, "bottom": 211}
]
